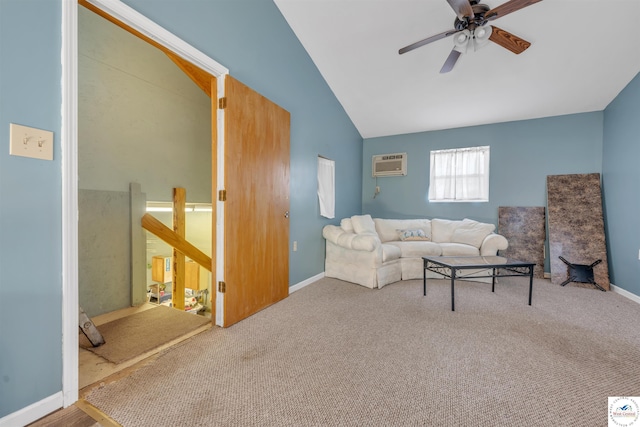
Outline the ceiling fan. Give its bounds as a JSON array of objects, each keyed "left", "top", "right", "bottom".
[{"left": 399, "top": 0, "right": 542, "bottom": 73}]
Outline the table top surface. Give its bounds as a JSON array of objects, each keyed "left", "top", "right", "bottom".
[{"left": 423, "top": 256, "right": 535, "bottom": 269}]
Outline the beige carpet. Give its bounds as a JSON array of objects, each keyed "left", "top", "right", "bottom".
[
  {"left": 85, "top": 277, "right": 640, "bottom": 426},
  {"left": 80, "top": 305, "right": 210, "bottom": 364}
]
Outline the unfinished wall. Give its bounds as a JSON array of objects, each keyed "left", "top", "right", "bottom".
[{"left": 79, "top": 189, "right": 131, "bottom": 317}]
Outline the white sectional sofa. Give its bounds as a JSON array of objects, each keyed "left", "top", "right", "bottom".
[{"left": 322, "top": 214, "right": 508, "bottom": 289}]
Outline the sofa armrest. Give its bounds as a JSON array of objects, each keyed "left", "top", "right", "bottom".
[
  {"left": 323, "top": 225, "right": 381, "bottom": 252},
  {"left": 479, "top": 233, "right": 509, "bottom": 256}
]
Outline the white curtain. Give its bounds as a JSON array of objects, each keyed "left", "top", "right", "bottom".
[
  {"left": 429, "top": 146, "right": 489, "bottom": 201},
  {"left": 429, "top": 148, "right": 456, "bottom": 201},
  {"left": 317, "top": 156, "right": 335, "bottom": 218}
]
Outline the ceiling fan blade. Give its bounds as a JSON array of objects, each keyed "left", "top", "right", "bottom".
[
  {"left": 446, "top": 0, "right": 475, "bottom": 20},
  {"left": 485, "top": 0, "right": 542, "bottom": 21},
  {"left": 440, "top": 49, "right": 461, "bottom": 73},
  {"left": 489, "top": 26, "right": 531, "bottom": 54},
  {"left": 399, "top": 29, "right": 459, "bottom": 55}
]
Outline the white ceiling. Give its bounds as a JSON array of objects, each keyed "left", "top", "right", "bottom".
[{"left": 274, "top": 0, "right": 640, "bottom": 138}]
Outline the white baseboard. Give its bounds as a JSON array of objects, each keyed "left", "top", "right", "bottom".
[
  {"left": 610, "top": 283, "right": 640, "bottom": 304},
  {"left": 0, "top": 392, "right": 63, "bottom": 427},
  {"left": 543, "top": 273, "right": 639, "bottom": 304},
  {"left": 289, "top": 272, "right": 325, "bottom": 294}
]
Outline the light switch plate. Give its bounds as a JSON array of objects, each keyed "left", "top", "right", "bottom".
[{"left": 9, "top": 123, "right": 54, "bottom": 160}]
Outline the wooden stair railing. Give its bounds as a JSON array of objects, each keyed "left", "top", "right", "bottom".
[
  {"left": 141, "top": 213, "right": 212, "bottom": 271},
  {"left": 142, "top": 210, "right": 212, "bottom": 311},
  {"left": 173, "top": 188, "right": 186, "bottom": 310}
]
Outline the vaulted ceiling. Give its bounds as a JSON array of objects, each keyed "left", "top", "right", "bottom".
[{"left": 274, "top": 0, "right": 640, "bottom": 138}]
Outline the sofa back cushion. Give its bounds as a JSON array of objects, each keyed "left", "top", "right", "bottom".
[
  {"left": 430, "top": 219, "right": 465, "bottom": 243},
  {"left": 351, "top": 214, "right": 377, "bottom": 235},
  {"left": 340, "top": 218, "right": 354, "bottom": 233},
  {"left": 450, "top": 218, "right": 496, "bottom": 248},
  {"left": 374, "top": 218, "right": 431, "bottom": 242}
]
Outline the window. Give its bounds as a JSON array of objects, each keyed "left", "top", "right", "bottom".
[{"left": 428, "top": 145, "right": 490, "bottom": 202}]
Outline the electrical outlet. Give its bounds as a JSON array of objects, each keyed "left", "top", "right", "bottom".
[
  {"left": 9, "top": 123, "right": 54, "bottom": 160},
  {"left": 293, "top": 241, "right": 297, "bottom": 251}
]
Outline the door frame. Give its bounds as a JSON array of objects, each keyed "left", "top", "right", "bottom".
[{"left": 62, "top": 0, "right": 229, "bottom": 407}]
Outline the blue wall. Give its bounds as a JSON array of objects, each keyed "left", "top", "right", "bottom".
[
  {"left": 363, "top": 93, "right": 640, "bottom": 296},
  {"left": 362, "top": 112, "right": 604, "bottom": 225},
  {"left": 0, "top": 0, "right": 362, "bottom": 419},
  {"left": 603, "top": 73, "right": 640, "bottom": 296},
  {"left": 0, "top": 0, "right": 64, "bottom": 417}
]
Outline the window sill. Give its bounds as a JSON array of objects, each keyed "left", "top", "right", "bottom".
[{"left": 428, "top": 199, "right": 489, "bottom": 203}]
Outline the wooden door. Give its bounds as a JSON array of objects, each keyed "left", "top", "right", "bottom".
[{"left": 223, "top": 76, "right": 290, "bottom": 327}]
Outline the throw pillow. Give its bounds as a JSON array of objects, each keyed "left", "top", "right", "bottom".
[
  {"left": 340, "top": 218, "right": 354, "bottom": 233},
  {"left": 397, "top": 229, "right": 430, "bottom": 241},
  {"left": 351, "top": 214, "right": 377, "bottom": 235},
  {"left": 450, "top": 219, "right": 495, "bottom": 248}
]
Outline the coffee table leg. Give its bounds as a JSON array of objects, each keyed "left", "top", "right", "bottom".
[
  {"left": 492, "top": 268, "right": 496, "bottom": 292},
  {"left": 451, "top": 268, "right": 456, "bottom": 311},
  {"left": 528, "top": 266, "right": 533, "bottom": 305},
  {"left": 423, "top": 260, "right": 427, "bottom": 296}
]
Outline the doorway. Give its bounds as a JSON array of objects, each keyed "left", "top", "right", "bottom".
[
  {"left": 77, "top": 3, "right": 215, "bottom": 388},
  {"left": 67, "top": 0, "right": 290, "bottom": 405}
]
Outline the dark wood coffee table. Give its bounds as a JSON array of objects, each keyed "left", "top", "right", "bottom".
[{"left": 423, "top": 256, "right": 535, "bottom": 311}]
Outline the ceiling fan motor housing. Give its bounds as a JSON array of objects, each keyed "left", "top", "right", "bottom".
[{"left": 454, "top": 3, "right": 491, "bottom": 31}]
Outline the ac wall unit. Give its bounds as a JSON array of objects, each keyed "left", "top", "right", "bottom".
[{"left": 372, "top": 152, "right": 407, "bottom": 177}]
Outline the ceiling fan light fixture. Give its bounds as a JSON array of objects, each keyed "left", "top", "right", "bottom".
[
  {"left": 472, "top": 25, "right": 492, "bottom": 50},
  {"left": 454, "top": 29, "right": 471, "bottom": 51},
  {"left": 474, "top": 26, "right": 491, "bottom": 41}
]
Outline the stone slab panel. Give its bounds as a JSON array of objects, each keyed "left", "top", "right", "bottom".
[
  {"left": 546, "top": 173, "right": 610, "bottom": 290},
  {"left": 498, "top": 206, "right": 546, "bottom": 279}
]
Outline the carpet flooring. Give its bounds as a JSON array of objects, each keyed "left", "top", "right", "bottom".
[
  {"left": 85, "top": 277, "right": 640, "bottom": 426},
  {"left": 79, "top": 305, "right": 210, "bottom": 364}
]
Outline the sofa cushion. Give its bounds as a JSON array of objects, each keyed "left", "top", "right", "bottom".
[
  {"left": 323, "top": 225, "right": 345, "bottom": 245},
  {"left": 439, "top": 242, "right": 480, "bottom": 256},
  {"left": 431, "top": 218, "right": 465, "bottom": 243},
  {"left": 381, "top": 244, "right": 402, "bottom": 262},
  {"left": 450, "top": 218, "right": 496, "bottom": 248},
  {"left": 374, "top": 218, "right": 431, "bottom": 242},
  {"left": 397, "top": 229, "right": 430, "bottom": 241},
  {"left": 340, "top": 218, "right": 354, "bottom": 232},
  {"left": 388, "top": 241, "right": 442, "bottom": 257},
  {"left": 323, "top": 225, "right": 380, "bottom": 252},
  {"left": 351, "top": 234, "right": 380, "bottom": 251},
  {"left": 351, "top": 214, "right": 377, "bottom": 235}
]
